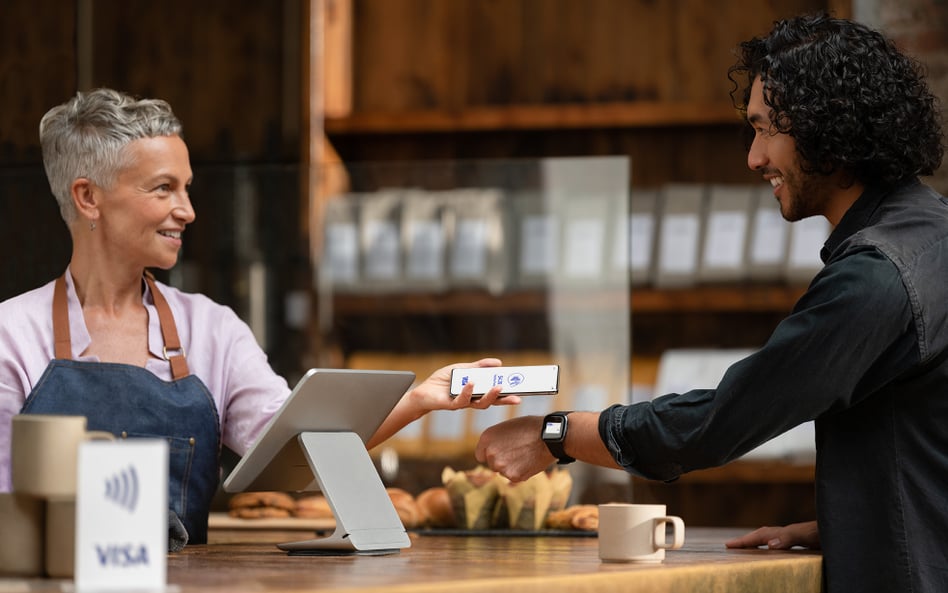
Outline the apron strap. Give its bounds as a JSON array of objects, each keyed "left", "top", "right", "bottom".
[
  {"left": 144, "top": 271, "right": 190, "bottom": 380},
  {"left": 52, "top": 272, "right": 191, "bottom": 380},
  {"left": 53, "top": 275, "right": 72, "bottom": 360}
]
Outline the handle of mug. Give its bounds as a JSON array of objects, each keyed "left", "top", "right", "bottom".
[
  {"left": 85, "top": 430, "right": 116, "bottom": 442},
  {"left": 654, "top": 516, "right": 685, "bottom": 550}
]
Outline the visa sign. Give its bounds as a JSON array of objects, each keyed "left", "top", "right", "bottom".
[
  {"left": 94, "top": 543, "right": 150, "bottom": 568},
  {"left": 76, "top": 441, "right": 168, "bottom": 592}
]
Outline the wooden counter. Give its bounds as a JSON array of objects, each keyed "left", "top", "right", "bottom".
[
  {"left": 0, "top": 528, "right": 821, "bottom": 593},
  {"left": 163, "top": 527, "right": 821, "bottom": 593}
]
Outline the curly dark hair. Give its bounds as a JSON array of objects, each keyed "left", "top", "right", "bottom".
[{"left": 728, "top": 13, "right": 945, "bottom": 188}]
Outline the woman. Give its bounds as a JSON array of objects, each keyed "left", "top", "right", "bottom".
[{"left": 0, "top": 88, "right": 514, "bottom": 546}]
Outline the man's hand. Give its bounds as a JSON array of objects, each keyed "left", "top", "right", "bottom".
[
  {"left": 725, "top": 520, "right": 820, "bottom": 550},
  {"left": 475, "top": 415, "right": 554, "bottom": 482}
]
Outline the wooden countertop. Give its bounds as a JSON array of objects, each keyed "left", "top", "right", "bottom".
[
  {"left": 161, "top": 527, "right": 821, "bottom": 593},
  {"left": 0, "top": 528, "right": 820, "bottom": 593}
]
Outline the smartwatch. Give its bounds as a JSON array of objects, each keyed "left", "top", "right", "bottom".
[{"left": 541, "top": 411, "right": 575, "bottom": 464}]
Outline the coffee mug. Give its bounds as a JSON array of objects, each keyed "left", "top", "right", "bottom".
[
  {"left": 0, "top": 492, "right": 45, "bottom": 576},
  {"left": 45, "top": 496, "right": 77, "bottom": 578},
  {"left": 598, "top": 503, "right": 685, "bottom": 563},
  {"left": 11, "top": 414, "right": 115, "bottom": 497}
]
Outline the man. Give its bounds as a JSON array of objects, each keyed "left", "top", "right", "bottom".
[{"left": 476, "top": 14, "right": 947, "bottom": 593}]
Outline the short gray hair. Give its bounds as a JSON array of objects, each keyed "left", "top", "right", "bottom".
[{"left": 39, "top": 88, "right": 182, "bottom": 224}]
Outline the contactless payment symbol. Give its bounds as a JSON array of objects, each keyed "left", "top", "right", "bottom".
[{"left": 104, "top": 464, "right": 139, "bottom": 513}]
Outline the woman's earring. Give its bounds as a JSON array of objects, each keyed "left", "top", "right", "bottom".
[{"left": 90, "top": 220, "right": 96, "bottom": 231}]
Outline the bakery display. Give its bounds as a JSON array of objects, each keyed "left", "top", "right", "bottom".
[
  {"left": 223, "top": 468, "right": 596, "bottom": 533},
  {"left": 441, "top": 465, "right": 582, "bottom": 531},
  {"left": 442, "top": 466, "right": 503, "bottom": 529}
]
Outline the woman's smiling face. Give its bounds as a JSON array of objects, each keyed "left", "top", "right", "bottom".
[{"left": 94, "top": 134, "right": 195, "bottom": 270}]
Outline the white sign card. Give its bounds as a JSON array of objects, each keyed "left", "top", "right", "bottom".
[
  {"left": 703, "top": 211, "right": 748, "bottom": 268},
  {"left": 76, "top": 440, "right": 168, "bottom": 593},
  {"left": 563, "top": 218, "right": 606, "bottom": 279},
  {"left": 406, "top": 219, "right": 445, "bottom": 280},
  {"left": 658, "top": 214, "right": 701, "bottom": 273},
  {"left": 750, "top": 207, "right": 788, "bottom": 265},
  {"left": 520, "top": 214, "right": 558, "bottom": 275},
  {"left": 451, "top": 219, "right": 489, "bottom": 279}
]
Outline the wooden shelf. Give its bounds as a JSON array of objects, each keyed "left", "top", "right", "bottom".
[
  {"left": 331, "top": 285, "right": 807, "bottom": 316},
  {"left": 325, "top": 102, "right": 743, "bottom": 135},
  {"left": 632, "top": 285, "right": 807, "bottom": 313},
  {"left": 640, "top": 459, "right": 816, "bottom": 485}
]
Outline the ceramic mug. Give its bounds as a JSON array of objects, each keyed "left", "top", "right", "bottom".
[
  {"left": 11, "top": 414, "right": 115, "bottom": 497},
  {"left": 598, "top": 503, "right": 685, "bottom": 563},
  {"left": 0, "top": 492, "right": 45, "bottom": 576}
]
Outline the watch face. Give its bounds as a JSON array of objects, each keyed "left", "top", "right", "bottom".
[{"left": 542, "top": 418, "right": 565, "bottom": 440}]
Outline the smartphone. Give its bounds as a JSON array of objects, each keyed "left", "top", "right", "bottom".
[{"left": 449, "top": 365, "right": 560, "bottom": 397}]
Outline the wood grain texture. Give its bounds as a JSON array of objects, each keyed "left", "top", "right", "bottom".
[{"left": 161, "top": 527, "right": 821, "bottom": 593}]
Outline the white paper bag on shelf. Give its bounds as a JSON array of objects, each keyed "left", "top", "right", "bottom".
[
  {"left": 626, "top": 189, "right": 659, "bottom": 287},
  {"left": 698, "top": 185, "right": 754, "bottom": 283},
  {"left": 321, "top": 195, "right": 361, "bottom": 293},
  {"left": 746, "top": 185, "right": 792, "bottom": 281},
  {"left": 654, "top": 183, "right": 707, "bottom": 288},
  {"left": 510, "top": 189, "right": 560, "bottom": 290},
  {"left": 401, "top": 189, "right": 449, "bottom": 292},
  {"left": 360, "top": 190, "right": 404, "bottom": 292},
  {"left": 445, "top": 188, "right": 509, "bottom": 294}
]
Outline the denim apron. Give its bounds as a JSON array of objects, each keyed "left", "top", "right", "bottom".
[{"left": 19, "top": 272, "right": 221, "bottom": 544}]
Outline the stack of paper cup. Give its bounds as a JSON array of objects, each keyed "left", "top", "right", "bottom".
[{"left": 1, "top": 414, "right": 113, "bottom": 579}]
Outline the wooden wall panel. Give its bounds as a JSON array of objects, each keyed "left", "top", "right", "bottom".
[
  {"left": 0, "top": 0, "right": 78, "bottom": 163},
  {"left": 88, "top": 0, "right": 297, "bottom": 162},
  {"left": 349, "top": 0, "right": 829, "bottom": 111}
]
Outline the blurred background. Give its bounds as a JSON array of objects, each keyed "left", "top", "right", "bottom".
[{"left": 2, "top": 0, "right": 947, "bottom": 527}]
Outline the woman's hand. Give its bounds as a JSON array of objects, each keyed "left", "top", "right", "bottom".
[
  {"left": 725, "top": 520, "right": 820, "bottom": 550},
  {"left": 409, "top": 358, "right": 522, "bottom": 413},
  {"left": 367, "top": 358, "right": 521, "bottom": 449}
]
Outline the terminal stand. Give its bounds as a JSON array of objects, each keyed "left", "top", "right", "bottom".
[{"left": 276, "top": 432, "right": 410, "bottom": 555}]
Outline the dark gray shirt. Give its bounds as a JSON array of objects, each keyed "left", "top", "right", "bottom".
[{"left": 600, "top": 180, "right": 948, "bottom": 593}]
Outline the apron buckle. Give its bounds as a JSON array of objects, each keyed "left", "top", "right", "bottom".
[{"left": 162, "top": 346, "right": 186, "bottom": 361}]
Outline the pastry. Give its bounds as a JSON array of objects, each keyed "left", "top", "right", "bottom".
[
  {"left": 545, "top": 504, "right": 599, "bottom": 531},
  {"left": 416, "top": 486, "right": 456, "bottom": 528},
  {"left": 387, "top": 487, "right": 423, "bottom": 529},
  {"left": 294, "top": 495, "right": 334, "bottom": 519},
  {"left": 227, "top": 491, "right": 296, "bottom": 519}
]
